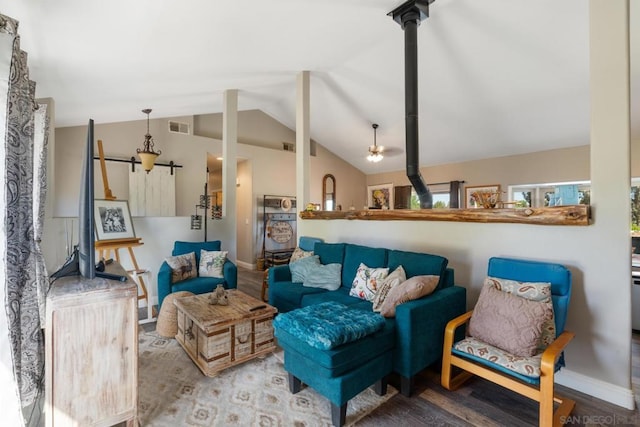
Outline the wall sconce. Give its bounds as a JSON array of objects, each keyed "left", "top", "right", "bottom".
[{"left": 137, "top": 108, "right": 161, "bottom": 173}]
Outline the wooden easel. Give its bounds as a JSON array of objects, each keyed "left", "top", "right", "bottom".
[
  {"left": 98, "top": 140, "right": 116, "bottom": 201},
  {"left": 97, "top": 141, "right": 155, "bottom": 321}
]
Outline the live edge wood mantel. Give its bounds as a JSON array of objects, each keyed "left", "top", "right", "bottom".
[{"left": 299, "top": 205, "right": 590, "bottom": 226}]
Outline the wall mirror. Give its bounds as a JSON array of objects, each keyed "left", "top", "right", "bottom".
[
  {"left": 205, "top": 154, "right": 224, "bottom": 219},
  {"left": 322, "top": 174, "right": 336, "bottom": 211}
]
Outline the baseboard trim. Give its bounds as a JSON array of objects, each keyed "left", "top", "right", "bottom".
[
  {"left": 236, "top": 260, "right": 254, "bottom": 270},
  {"left": 555, "top": 369, "right": 636, "bottom": 410}
]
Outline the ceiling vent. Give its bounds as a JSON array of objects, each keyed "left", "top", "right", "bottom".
[
  {"left": 168, "top": 120, "right": 190, "bottom": 135},
  {"left": 282, "top": 142, "right": 295, "bottom": 152},
  {"left": 282, "top": 141, "right": 316, "bottom": 156}
]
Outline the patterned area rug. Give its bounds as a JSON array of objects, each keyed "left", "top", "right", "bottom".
[{"left": 138, "top": 331, "right": 397, "bottom": 426}]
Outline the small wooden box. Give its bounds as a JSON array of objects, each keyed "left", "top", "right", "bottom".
[{"left": 174, "top": 290, "right": 277, "bottom": 376}]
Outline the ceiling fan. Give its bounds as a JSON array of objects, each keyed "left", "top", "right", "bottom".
[{"left": 367, "top": 123, "right": 384, "bottom": 163}]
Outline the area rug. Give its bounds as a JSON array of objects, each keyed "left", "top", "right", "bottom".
[{"left": 138, "top": 331, "right": 397, "bottom": 426}]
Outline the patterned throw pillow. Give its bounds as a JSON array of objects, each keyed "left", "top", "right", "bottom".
[
  {"left": 469, "top": 283, "right": 554, "bottom": 357},
  {"left": 378, "top": 275, "right": 439, "bottom": 317},
  {"left": 289, "top": 247, "right": 313, "bottom": 264},
  {"left": 199, "top": 250, "right": 228, "bottom": 278},
  {"left": 485, "top": 276, "right": 551, "bottom": 302},
  {"left": 349, "top": 263, "right": 389, "bottom": 301},
  {"left": 372, "top": 265, "right": 406, "bottom": 312},
  {"left": 484, "top": 276, "right": 555, "bottom": 349},
  {"left": 165, "top": 252, "right": 197, "bottom": 283}
]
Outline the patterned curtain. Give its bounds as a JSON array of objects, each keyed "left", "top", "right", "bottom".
[{"left": 0, "top": 13, "right": 49, "bottom": 424}]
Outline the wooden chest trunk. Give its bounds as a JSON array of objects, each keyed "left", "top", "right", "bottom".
[{"left": 174, "top": 289, "right": 277, "bottom": 376}]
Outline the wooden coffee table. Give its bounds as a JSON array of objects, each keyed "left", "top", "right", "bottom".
[{"left": 174, "top": 289, "right": 277, "bottom": 376}]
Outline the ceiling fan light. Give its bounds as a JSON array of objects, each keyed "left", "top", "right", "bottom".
[
  {"left": 367, "top": 152, "right": 384, "bottom": 162},
  {"left": 366, "top": 123, "right": 384, "bottom": 163}
]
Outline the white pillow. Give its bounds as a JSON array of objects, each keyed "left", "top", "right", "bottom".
[
  {"left": 199, "top": 250, "right": 228, "bottom": 278},
  {"left": 349, "top": 263, "right": 389, "bottom": 302}
]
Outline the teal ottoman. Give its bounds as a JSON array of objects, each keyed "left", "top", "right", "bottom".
[{"left": 273, "top": 302, "right": 395, "bottom": 427}]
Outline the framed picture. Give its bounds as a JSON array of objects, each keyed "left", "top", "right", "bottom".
[
  {"left": 94, "top": 199, "right": 136, "bottom": 241},
  {"left": 367, "top": 183, "right": 394, "bottom": 210},
  {"left": 465, "top": 185, "right": 501, "bottom": 208}
]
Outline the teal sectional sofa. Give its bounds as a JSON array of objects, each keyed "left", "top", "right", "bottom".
[{"left": 268, "top": 242, "right": 467, "bottom": 396}]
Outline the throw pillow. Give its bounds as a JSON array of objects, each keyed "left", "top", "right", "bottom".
[
  {"left": 289, "top": 255, "right": 321, "bottom": 283},
  {"left": 372, "top": 265, "right": 406, "bottom": 312},
  {"left": 485, "top": 276, "right": 552, "bottom": 302},
  {"left": 199, "top": 250, "right": 228, "bottom": 278},
  {"left": 303, "top": 263, "right": 342, "bottom": 291},
  {"left": 379, "top": 275, "right": 439, "bottom": 318},
  {"left": 349, "top": 263, "right": 390, "bottom": 301},
  {"left": 289, "top": 246, "right": 313, "bottom": 264},
  {"left": 469, "top": 283, "right": 554, "bottom": 357},
  {"left": 165, "top": 252, "right": 197, "bottom": 283},
  {"left": 485, "top": 276, "right": 555, "bottom": 349}
]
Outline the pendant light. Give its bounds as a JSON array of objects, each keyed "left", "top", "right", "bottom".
[{"left": 137, "top": 108, "right": 161, "bottom": 173}]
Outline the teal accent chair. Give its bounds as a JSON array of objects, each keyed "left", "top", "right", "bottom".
[
  {"left": 441, "top": 257, "right": 575, "bottom": 426},
  {"left": 157, "top": 241, "right": 237, "bottom": 309}
]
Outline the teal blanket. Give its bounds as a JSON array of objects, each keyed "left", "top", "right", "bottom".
[{"left": 273, "top": 302, "right": 385, "bottom": 350}]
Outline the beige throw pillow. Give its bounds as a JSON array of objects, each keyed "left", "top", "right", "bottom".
[
  {"left": 469, "top": 283, "right": 554, "bottom": 357},
  {"left": 484, "top": 276, "right": 555, "bottom": 350},
  {"left": 379, "top": 275, "right": 439, "bottom": 318},
  {"left": 165, "top": 252, "right": 197, "bottom": 283},
  {"left": 372, "top": 266, "right": 406, "bottom": 312}
]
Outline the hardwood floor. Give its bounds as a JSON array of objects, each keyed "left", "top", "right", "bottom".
[{"left": 145, "top": 267, "right": 640, "bottom": 426}]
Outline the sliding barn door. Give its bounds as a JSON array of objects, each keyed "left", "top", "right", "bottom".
[{"left": 129, "top": 165, "right": 176, "bottom": 216}]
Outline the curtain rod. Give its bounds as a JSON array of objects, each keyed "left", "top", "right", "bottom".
[
  {"left": 427, "top": 180, "right": 466, "bottom": 186},
  {"left": 93, "top": 156, "right": 183, "bottom": 174}
]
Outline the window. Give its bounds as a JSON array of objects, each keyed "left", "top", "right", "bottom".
[
  {"left": 631, "top": 178, "right": 640, "bottom": 232},
  {"left": 508, "top": 181, "right": 590, "bottom": 208},
  {"left": 410, "top": 189, "right": 450, "bottom": 209}
]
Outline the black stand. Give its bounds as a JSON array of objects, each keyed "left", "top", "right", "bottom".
[
  {"left": 50, "top": 246, "right": 127, "bottom": 282},
  {"left": 49, "top": 246, "right": 81, "bottom": 279}
]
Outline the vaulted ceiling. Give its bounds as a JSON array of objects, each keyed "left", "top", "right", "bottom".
[{"left": 4, "top": 0, "right": 638, "bottom": 174}]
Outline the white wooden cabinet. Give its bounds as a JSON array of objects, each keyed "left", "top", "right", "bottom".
[{"left": 45, "top": 266, "right": 137, "bottom": 427}]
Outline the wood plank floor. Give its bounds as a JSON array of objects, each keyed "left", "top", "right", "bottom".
[{"left": 148, "top": 267, "right": 640, "bottom": 426}]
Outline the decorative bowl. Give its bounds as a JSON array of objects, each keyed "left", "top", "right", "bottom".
[{"left": 471, "top": 190, "right": 502, "bottom": 209}]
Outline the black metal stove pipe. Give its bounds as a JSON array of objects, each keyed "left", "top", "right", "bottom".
[{"left": 402, "top": 11, "right": 432, "bottom": 209}]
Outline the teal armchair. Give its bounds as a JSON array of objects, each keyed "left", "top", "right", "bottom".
[
  {"left": 441, "top": 257, "right": 574, "bottom": 426},
  {"left": 157, "top": 240, "right": 237, "bottom": 309}
]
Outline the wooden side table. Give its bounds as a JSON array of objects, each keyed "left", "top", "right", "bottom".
[
  {"left": 264, "top": 248, "right": 294, "bottom": 268},
  {"left": 46, "top": 263, "right": 138, "bottom": 426}
]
